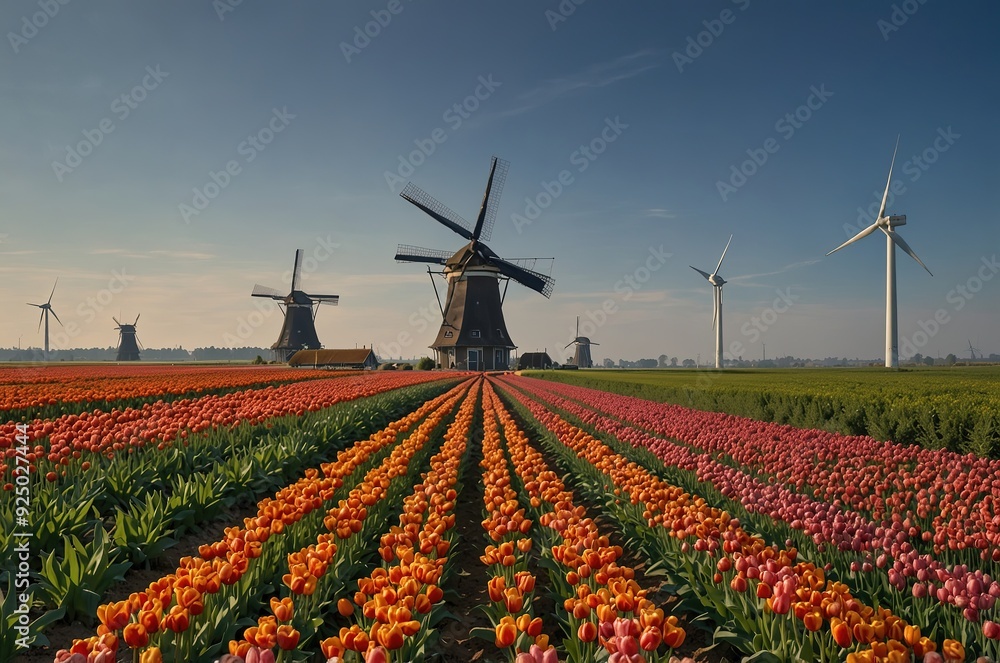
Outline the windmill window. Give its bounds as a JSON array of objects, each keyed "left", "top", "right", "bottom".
[
  {"left": 496, "top": 329, "right": 503, "bottom": 338},
  {"left": 444, "top": 331, "right": 454, "bottom": 338},
  {"left": 470, "top": 330, "right": 481, "bottom": 338}
]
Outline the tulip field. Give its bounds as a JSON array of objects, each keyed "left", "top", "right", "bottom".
[{"left": 4, "top": 367, "right": 1000, "bottom": 662}]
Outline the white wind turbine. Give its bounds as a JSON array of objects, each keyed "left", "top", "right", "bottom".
[
  {"left": 690, "top": 235, "right": 732, "bottom": 369},
  {"left": 827, "top": 137, "right": 932, "bottom": 369}
]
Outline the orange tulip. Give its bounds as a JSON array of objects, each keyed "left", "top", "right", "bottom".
[
  {"left": 140, "top": 648, "right": 163, "bottom": 663},
  {"left": 830, "top": 618, "right": 852, "bottom": 648},
  {"left": 123, "top": 623, "right": 149, "bottom": 648},
  {"left": 277, "top": 624, "right": 300, "bottom": 650},
  {"left": 803, "top": 608, "right": 823, "bottom": 632},
  {"left": 578, "top": 621, "right": 598, "bottom": 642},
  {"left": 942, "top": 639, "right": 965, "bottom": 662},
  {"left": 495, "top": 618, "right": 518, "bottom": 648}
]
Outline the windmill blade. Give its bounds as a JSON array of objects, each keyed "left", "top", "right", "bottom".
[
  {"left": 478, "top": 244, "right": 554, "bottom": 297},
  {"left": 885, "top": 228, "right": 933, "bottom": 276},
  {"left": 576, "top": 316, "right": 579, "bottom": 337},
  {"left": 878, "top": 136, "right": 900, "bottom": 219},
  {"left": 134, "top": 314, "right": 140, "bottom": 326},
  {"left": 49, "top": 308, "right": 64, "bottom": 327},
  {"left": 690, "top": 265, "right": 712, "bottom": 281},
  {"left": 394, "top": 245, "right": 452, "bottom": 265},
  {"left": 137, "top": 335, "right": 144, "bottom": 351},
  {"left": 590, "top": 342, "right": 600, "bottom": 346},
  {"left": 400, "top": 183, "right": 474, "bottom": 240},
  {"left": 113, "top": 316, "right": 121, "bottom": 326},
  {"left": 714, "top": 235, "right": 734, "bottom": 275},
  {"left": 827, "top": 222, "right": 880, "bottom": 255},
  {"left": 47, "top": 278, "right": 58, "bottom": 305},
  {"left": 304, "top": 294, "right": 339, "bottom": 305},
  {"left": 564, "top": 341, "right": 574, "bottom": 350},
  {"left": 473, "top": 156, "right": 509, "bottom": 243},
  {"left": 291, "top": 249, "right": 304, "bottom": 291},
  {"left": 252, "top": 284, "right": 287, "bottom": 300}
]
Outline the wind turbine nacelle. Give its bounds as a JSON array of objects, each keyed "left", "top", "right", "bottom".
[{"left": 887, "top": 214, "right": 906, "bottom": 227}]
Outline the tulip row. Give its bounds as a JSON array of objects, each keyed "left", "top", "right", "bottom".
[
  {"left": 478, "top": 381, "right": 553, "bottom": 663},
  {"left": 523, "top": 375, "right": 1000, "bottom": 566},
  {"left": 317, "top": 380, "right": 481, "bottom": 662},
  {"left": 486, "top": 381, "right": 688, "bottom": 663},
  {"left": 52, "top": 379, "right": 473, "bottom": 663},
  {"left": 0, "top": 371, "right": 445, "bottom": 485},
  {"left": 0, "top": 365, "right": 335, "bottom": 419},
  {"left": 494, "top": 376, "right": 970, "bottom": 663},
  {"left": 517, "top": 376, "right": 1000, "bottom": 653}
]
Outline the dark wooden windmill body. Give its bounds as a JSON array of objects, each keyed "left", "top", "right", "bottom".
[
  {"left": 252, "top": 249, "right": 339, "bottom": 362},
  {"left": 114, "top": 315, "right": 142, "bottom": 361},
  {"left": 395, "top": 157, "right": 554, "bottom": 371},
  {"left": 565, "top": 316, "right": 598, "bottom": 368}
]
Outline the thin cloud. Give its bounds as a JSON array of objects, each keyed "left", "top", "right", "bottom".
[
  {"left": 641, "top": 208, "right": 677, "bottom": 219},
  {"left": 149, "top": 250, "right": 216, "bottom": 260},
  {"left": 728, "top": 258, "right": 822, "bottom": 285},
  {"left": 493, "top": 49, "right": 661, "bottom": 120}
]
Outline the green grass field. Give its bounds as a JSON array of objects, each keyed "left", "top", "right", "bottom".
[{"left": 524, "top": 366, "right": 1000, "bottom": 456}]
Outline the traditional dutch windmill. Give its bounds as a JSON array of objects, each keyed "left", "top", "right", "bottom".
[
  {"left": 564, "top": 316, "right": 598, "bottom": 368},
  {"left": 114, "top": 315, "right": 142, "bottom": 361},
  {"left": 395, "top": 156, "right": 555, "bottom": 371},
  {"left": 251, "top": 249, "right": 339, "bottom": 362}
]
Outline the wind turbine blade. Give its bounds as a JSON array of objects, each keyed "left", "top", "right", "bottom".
[
  {"left": 690, "top": 266, "right": 712, "bottom": 280},
  {"left": 714, "top": 235, "right": 734, "bottom": 275},
  {"left": 50, "top": 309, "right": 64, "bottom": 327},
  {"left": 47, "top": 278, "right": 58, "bottom": 305},
  {"left": 878, "top": 136, "right": 900, "bottom": 219},
  {"left": 887, "top": 229, "right": 933, "bottom": 276},
  {"left": 38, "top": 310, "right": 44, "bottom": 332},
  {"left": 291, "top": 249, "right": 304, "bottom": 291},
  {"left": 827, "top": 222, "right": 880, "bottom": 255}
]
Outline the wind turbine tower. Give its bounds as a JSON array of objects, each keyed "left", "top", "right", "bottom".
[
  {"left": 690, "top": 235, "right": 733, "bottom": 369},
  {"left": 27, "top": 279, "right": 62, "bottom": 362},
  {"left": 827, "top": 137, "right": 932, "bottom": 368}
]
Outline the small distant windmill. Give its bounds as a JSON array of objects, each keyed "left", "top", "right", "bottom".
[
  {"left": 395, "top": 156, "right": 555, "bottom": 371},
  {"left": 252, "top": 249, "right": 339, "bottom": 362},
  {"left": 691, "top": 235, "right": 733, "bottom": 369},
  {"left": 827, "top": 137, "right": 932, "bottom": 368},
  {"left": 114, "top": 315, "right": 142, "bottom": 361},
  {"left": 27, "top": 279, "right": 62, "bottom": 361},
  {"left": 968, "top": 340, "right": 981, "bottom": 362},
  {"left": 565, "top": 316, "right": 598, "bottom": 368}
]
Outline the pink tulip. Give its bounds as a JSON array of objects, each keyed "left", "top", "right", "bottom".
[
  {"left": 365, "top": 647, "right": 388, "bottom": 663},
  {"left": 515, "top": 654, "right": 534, "bottom": 663}
]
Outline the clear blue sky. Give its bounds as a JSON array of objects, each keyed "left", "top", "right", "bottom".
[{"left": 2, "top": 1, "right": 997, "bottom": 362}]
